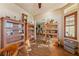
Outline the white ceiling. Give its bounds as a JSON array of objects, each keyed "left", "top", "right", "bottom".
[{"left": 16, "top": 3, "right": 67, "bottom": 16}]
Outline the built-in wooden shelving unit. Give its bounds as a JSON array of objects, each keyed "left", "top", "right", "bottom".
[{"left": 0, "top": 17, "right": 25, "bottom": 56}]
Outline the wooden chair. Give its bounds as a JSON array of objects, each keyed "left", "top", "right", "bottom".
[{"left": 0, "top": 44, "right": 18, "bottom": 56}]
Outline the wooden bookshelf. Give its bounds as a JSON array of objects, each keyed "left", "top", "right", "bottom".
[
  {"left": 0, "top": 17, "right": 25, "bottom": 56},
  {"left": 45, "top": 21, "right": 58, "bottom": 38},
  {"left": 27, "top": 23, "right": 35, "bottom": 43},
  {"left": 36, "top": 20, "right": 58, "bottom": 46}
]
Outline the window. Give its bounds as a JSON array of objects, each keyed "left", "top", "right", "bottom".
[{"left": 64, "top": 12, "right": 77, "bottom": 39}]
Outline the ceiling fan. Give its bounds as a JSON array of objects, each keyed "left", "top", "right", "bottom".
[{"left": 38, "top": 3, "right": 42, "bottom": 9}]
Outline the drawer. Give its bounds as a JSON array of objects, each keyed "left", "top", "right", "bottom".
[
  {"left": 64, "top": 45, "right": 76, "bottom": 54},
  {"left": 64, "top": 39, "right": 77, "bottom": 48},
  {"left": 64, "top": 39, "right": 77, "bottom": 44}
]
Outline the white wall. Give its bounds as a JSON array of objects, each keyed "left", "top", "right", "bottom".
[{"left": 0, "top": 3, "right": 34, "bottom": 24}]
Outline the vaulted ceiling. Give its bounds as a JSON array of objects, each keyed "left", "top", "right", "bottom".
[{"left": 16, "top": 3, "right": 68, "bottom": 16}]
